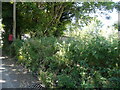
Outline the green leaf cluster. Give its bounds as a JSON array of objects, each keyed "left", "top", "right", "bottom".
[{"left": 11, "top": 30, "right": 119, "bottom": 88}]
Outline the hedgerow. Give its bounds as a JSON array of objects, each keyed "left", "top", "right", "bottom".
[{"left": 10, "top": 32, "right": 119, "bottom": 88}]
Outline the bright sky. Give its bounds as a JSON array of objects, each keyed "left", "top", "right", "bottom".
[
  {"left": 112, "top": 0, "right": 119, "bottom": 2},
  {"left": 92, "top": 0, "right": 119, "bottom": 29},
  {"left": 97, "top": 8, "right": 118, "bottom": 27},
  {"left": 106, "top": 0, "right": 119, "bottom": 26},
  {"left": 96, "top": 0, "right": 118, "bottom": 38}
]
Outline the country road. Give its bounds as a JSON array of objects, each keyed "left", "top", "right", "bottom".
[{"left": 0, "top": 55, "right": 44, "bottom": 89}]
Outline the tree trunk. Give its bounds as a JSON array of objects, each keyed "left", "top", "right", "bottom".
[{"left": 13, "top": 1, "right": 16, "bottom": 40}]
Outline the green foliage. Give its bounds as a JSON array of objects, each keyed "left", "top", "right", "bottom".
[
  {"left": 11, "top": 30, "right": 119, "bottom": 88},
  {"left": 2, "top": 3, "right": 13, "bottom": 53},
  {"left": 2, "top": 2, "right": 118, "bottom": 38},
  {"left": 2, "top": 2, "right": 120, "bottom": 88},
  {"left": 10, "top": 39, "right": 24, "bottom": 57},
  {"left": 16, "top": 2, "right": 74, "bottom": 37},
  {"left": 12, "top": 36, "right": 57, "bottom": 72}
]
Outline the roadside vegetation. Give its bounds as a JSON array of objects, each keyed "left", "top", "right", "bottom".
[
  {"left": 10, "top": 25, "right": 119, "bottom": 88},
  {"left": 2, "top": 1, "right": 120, "bottom": 88}
]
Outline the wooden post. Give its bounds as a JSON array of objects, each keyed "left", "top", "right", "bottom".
[
  {"left": 118, "top": 11, "right": 120, "bottom": 41},
  {"left": 118, "top": 11, "right": 120, "bottom": 44},
  {"left": 118, "top": 11, "right": 120, "bottom": 64},
  {"left": 13, "top": 0, "right": 16, "bottom": 40}
]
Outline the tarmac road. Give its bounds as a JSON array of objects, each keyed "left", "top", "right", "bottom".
[{"left": 0, "top": 56, "right": 44, "bottom": 89}]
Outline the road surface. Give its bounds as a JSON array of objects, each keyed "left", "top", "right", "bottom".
[{"left": 0, "top": 55, "right": 44, "bottom": 89}]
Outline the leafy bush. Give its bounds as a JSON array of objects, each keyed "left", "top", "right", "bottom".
[{"left": 11, "top": 31, "right": 119, "bottom": 88}]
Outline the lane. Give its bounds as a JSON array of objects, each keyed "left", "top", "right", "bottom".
[
  {"left": 2, "top": 57, "right": 19, "bottom": 88},
  {"left": 0, "top": 48, "right": 3, "bottom": 89},
  {"left": 0, "top": 57, "right": 3, "bottom": 89},
  {"left": 0, "top": 56, "right": 44, "bottom": 88}
]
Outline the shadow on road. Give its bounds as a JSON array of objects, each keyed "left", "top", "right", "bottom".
[{"left": 0, "top": 56, "right": 44, "bottom": 88}]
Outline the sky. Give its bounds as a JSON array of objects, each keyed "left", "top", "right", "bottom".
[
  {"left": 94, "top": 0, "right": 119, "bottom": 38},
  {"left": 90, "top": 0, "right": 119, "bottom": 30},
  {"left": 97, "top": 8, "right": 118, "bottom": 28},
  {"left": 105, "top": 0, "right": 119, "bottom": 26},
  {"left": 112, "top": 0, "right": 119, "bottom": 2}
]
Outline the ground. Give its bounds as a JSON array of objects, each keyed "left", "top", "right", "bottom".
[{"left": 0, "top": 55, "right": 44, "bottom": 89}]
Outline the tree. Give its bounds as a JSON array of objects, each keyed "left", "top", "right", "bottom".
[{"left": 2, "top": 2, "right": 118, "bottom": 38}]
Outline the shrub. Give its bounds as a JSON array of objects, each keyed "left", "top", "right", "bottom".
[{"left": 11, "top": 32, "right": 119, "bottom": 88}]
